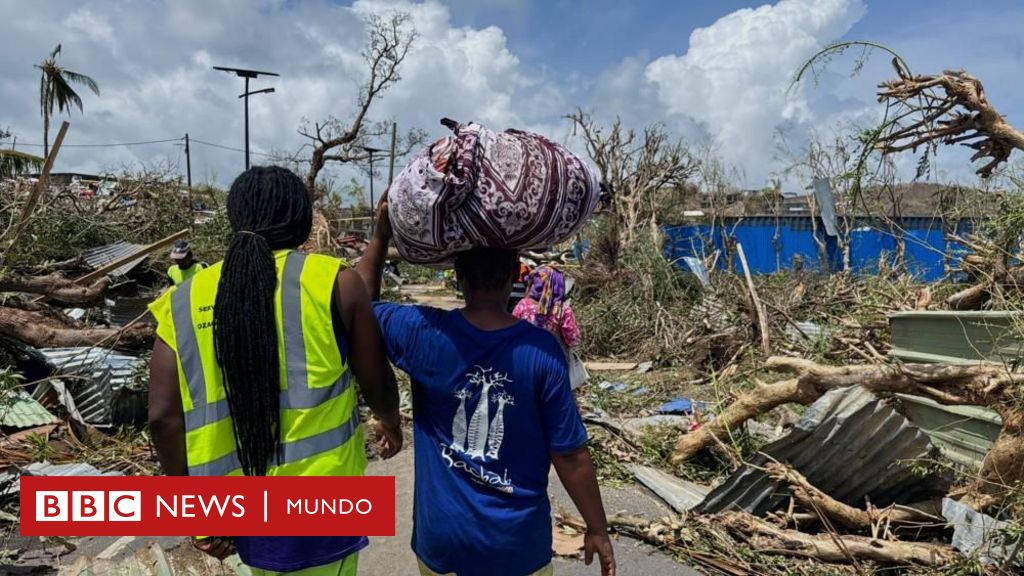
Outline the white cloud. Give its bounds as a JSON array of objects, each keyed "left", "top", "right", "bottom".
[
  {"left": 644, "top": 0, "right": 867, "bottom": 185},
  {"left": 0, "top": 0, "right": 551, "bottom": 190}
]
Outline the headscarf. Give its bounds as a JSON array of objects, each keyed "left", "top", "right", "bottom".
[{"left": 527, "top": 265, "right": 566, "bottom": 324}]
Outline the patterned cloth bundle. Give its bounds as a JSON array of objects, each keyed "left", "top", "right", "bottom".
[{"left": 388, "top": 118, "right": 601, "bottom": 264}]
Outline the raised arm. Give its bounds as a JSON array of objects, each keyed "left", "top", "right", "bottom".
[
  {"left": 335, "top": 268, "right": 403, "bottom": 457},
  {"left": 355, "top": 198, "right": 392, "bottom": 301}
]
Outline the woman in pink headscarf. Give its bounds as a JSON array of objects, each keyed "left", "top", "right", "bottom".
[{"left": 512, "top": 265, "right": 588, "bottom": 388}]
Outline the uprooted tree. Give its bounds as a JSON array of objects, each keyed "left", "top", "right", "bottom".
[
  {"left": 566, "top": 109, "right": 699, "bottom": 251},
  {"left": 300, "top": 13, "right": 425, "bottom": 200},
  {"left": 796, "top": 41, "right": 1024, "bottom": 178}
]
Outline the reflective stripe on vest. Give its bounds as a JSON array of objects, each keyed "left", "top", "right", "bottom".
[{"left": 170, "top": 251, "right": 359, "bottom": 476}]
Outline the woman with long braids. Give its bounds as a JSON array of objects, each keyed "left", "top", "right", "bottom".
[{"left": 148, "top": 166, "right": 402, "bottom": 575}]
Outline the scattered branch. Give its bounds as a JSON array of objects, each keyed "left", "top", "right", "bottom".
[{"left": 875, "top": 63, "right": 1024, "bottom": 177}]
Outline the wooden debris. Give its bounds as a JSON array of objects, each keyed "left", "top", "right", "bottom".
[
  {"left": 765, "top": 463, "right": 944, "bottom": 533},
  {"left": 0, "top": 306, "right": 153, "bottom": 349},
  {"left": 736, "top": 243, "right": 770, "bottom": 356},
  {"left": 552, "top": 527, "right": 585, "bottom": 557},
  {"left": 718, "top": 511, "right": 957, "bottom": 566},
  {"left": 584, "top": 361, "right": 638, "bottom": 371},
  {"left": 0, "top": 273, "right": 111, "bottom": 305}
]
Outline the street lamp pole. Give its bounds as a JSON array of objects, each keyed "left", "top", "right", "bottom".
[
  {"left": 363, "top": 145, "right": 386, "bottom": 234},
  {"left": 213, "top": 66, "right": 279, "bottom": 170}
]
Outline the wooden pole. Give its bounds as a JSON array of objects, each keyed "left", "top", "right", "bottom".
[
  {"left": 737, "top": 242, "right": 771, "bottom": 355},
  {"left": 185, "top": 133, "right": 193, "bottom": 231},
  {"left": 387, "top": 121, "right": 398, "bottom": 186},
  {"left": 184, "top": 133, "right": 192, "bottom": 189},
  {"left": 75, "top": 229, "right": 190, "bottom": 286}
]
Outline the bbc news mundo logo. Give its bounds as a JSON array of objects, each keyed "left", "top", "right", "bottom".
[
  {"left": 36, "top": 491, "right": 142, "bottom": 522},
  {"left": 20, "top": 476, "right": 395, "bottom": 536}
]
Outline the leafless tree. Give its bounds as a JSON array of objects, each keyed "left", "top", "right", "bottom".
[
  {"left": 567, "top": 109, "right": 698, "bottom": 247},
  {"left": 299, "top": 13, "right": 425, "bottom": 198}
]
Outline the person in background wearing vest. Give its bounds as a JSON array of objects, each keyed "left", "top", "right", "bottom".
[
  {"left": 356, "top": 198, "right": 616, "bottom": 576},
  {"left": 167, "top": 241, "right": 207, "bottom": 285},
  {"left": 148, "top": 167, "right": 403, "bottom": 575}
]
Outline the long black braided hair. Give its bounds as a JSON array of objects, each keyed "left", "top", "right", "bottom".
[{"left": 213, "top": 166, "right": 312, "bottom": 476}]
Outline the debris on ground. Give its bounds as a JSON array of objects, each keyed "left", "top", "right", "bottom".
[{"left": 629, "top": 465, "right": 709, "bottom": 513}]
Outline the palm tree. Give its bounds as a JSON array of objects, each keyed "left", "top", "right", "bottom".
[{"left": 36, "top": 44, "right": 99, "bottom": 157}]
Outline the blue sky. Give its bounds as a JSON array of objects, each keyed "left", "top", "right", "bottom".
[{"left": 1, "top": 0, "right": 1021, "bottom": 190}]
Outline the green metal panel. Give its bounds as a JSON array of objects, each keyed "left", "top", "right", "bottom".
[
  {"left": 0, "top": 390, "right": 57, "bottom": 428},
  {"left": 889, "top": 311, "right": 1024, "bottom": 363},
  {"left": 895, "top": 394, "right": 1002, "bottom": 469},
  {"left": 888, "top": 311, "right": 1012, "bottom": 468}
]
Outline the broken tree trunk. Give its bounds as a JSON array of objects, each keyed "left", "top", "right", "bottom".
[
  {"left": 765, "top": 463, "right": 943, "bottom": 533},
  {"left": 672, "top": 377, "right": 817, "bottom": 463},
  {"left": 0, "top": 273, "right": 111, "bottom": 306},
  {"left": 946, "top": 282, "right": 991, "bottom": 310},
  {"left": 0, "top": 307, "right": 153, "bottom": 349},
  {"left": 718, "top": 511, "right": 957, "bottom": 566},
  {"left": 673, "top": 357, "right": 1024, "bottom": 512}
]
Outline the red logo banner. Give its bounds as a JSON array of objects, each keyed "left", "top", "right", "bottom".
[{"left": 20, "top": 476, "right": 395, "bottom": 536}]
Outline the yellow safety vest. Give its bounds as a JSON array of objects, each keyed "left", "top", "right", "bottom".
[
  {"left": 148, "top": 250, "right": 366, "bottom": 477},
  {"left": 167, "top": 262, "right": 206, "bottom": 285}
]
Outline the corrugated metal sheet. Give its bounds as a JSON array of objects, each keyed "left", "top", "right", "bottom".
[
  {"left": 35, "top": 347, "right": 145, "bottom": 426},
  {"left": 82, "top": 240, "right": 148, "bottom": 277},
  {"left": 25, "top": 461, "right": 122, "bottom": 476},
  {"left": 812, "top": 178, "right": 837, "bottom": 237},
  {"left": 698, "top": 386, "right": 950, "bottom": 515},
  {"left": 0, "top": 461, "right": 123, "bottom": 496},
  {"left": 0, "top": 389, "right": 57, "bottom": 428},
  {"left": 109, "top": 296, "right": 155, "bottom": 326},
  {"left": 897, "top": 394, "right": 1001, "bottom": 469}
]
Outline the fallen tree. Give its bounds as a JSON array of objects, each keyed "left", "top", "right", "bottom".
[
  {"left": 0, "top": 272, "right": 111, "bottom": 305},
  {"left": 875, "top": 63, "right": 1024, "bottom": 178},
  {"left": 673, "top": 356, "right": 1024, "bottom": 511},
  {"left": 0, "top": 306, "right": 153, "bottom": 349}
]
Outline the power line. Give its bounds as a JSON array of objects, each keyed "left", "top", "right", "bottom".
[
  {"left": 14, "top": 137, "right": 184, "bottom": 148},
  {"left": 189, "top": 138, "right": 298, "bottom": 161}
]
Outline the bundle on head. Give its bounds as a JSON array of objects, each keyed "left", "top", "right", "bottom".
[{"left": 214, "top": 166, "right": 312, "bottom": 476}]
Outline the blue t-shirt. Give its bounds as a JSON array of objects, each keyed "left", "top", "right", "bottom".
[
  {"left": 374, "top": 303, "right": 588, "bottom": 576},
  {"left": 233, "top": 536, "right": 367, "bottom": 572}
]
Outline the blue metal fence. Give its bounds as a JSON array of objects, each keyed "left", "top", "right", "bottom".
[{"left": 663, "top": 216, "right": 973, "bottom": 281}]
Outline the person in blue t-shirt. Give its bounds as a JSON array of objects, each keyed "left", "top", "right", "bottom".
[{"left": 356, "top": 199, "right": 615, "bottom": 576}]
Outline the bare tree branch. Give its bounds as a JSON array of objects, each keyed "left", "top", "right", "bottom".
[
  {"left": 566, "top": 109, "right": 698, "bottom": 250},
  {"left": 875, "top": 64, "right": 1024, "bottom": 177},
  {"left": 302, "top": 13, "right": 419, "bottom": 198}
]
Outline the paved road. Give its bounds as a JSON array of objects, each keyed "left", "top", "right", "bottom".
[{"left": 362, "top": 447, "right": 702, "bottom": 576}]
